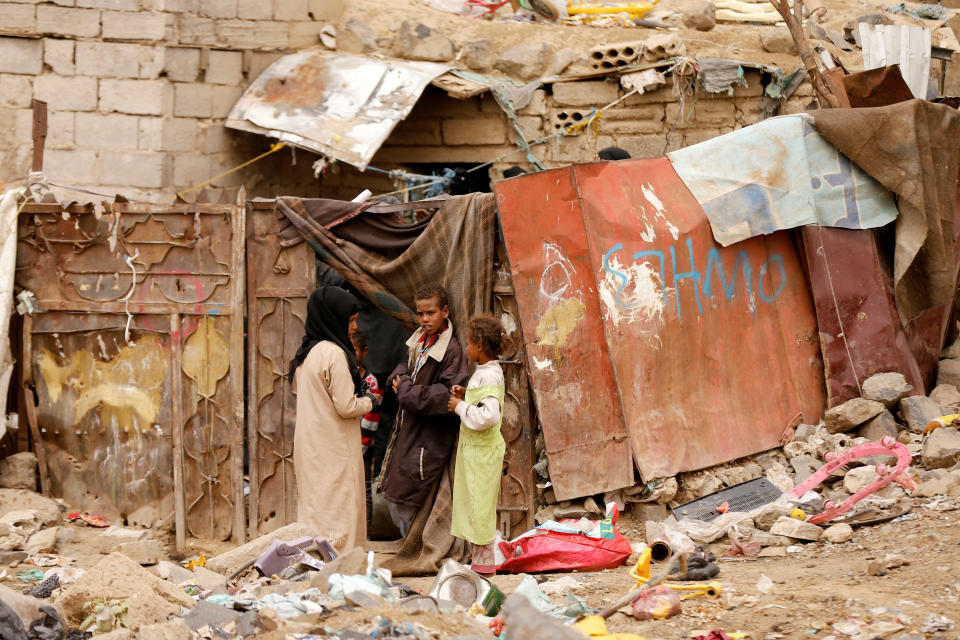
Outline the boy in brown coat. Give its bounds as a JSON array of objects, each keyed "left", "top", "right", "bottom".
[{"left": 380, "top": 284, "right": 469, "bottom": 537}]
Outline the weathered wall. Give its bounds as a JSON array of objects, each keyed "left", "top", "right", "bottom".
[{"left": 0, "top": 0, "right": 344, "bottom": 201}]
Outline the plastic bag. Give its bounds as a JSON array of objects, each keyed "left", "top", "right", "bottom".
[
  {"left": 630, "top": 585, "right": 681, "bottom": 620},
  {"left": 495, "top": 505, "right": 632, "bottom": 574}
]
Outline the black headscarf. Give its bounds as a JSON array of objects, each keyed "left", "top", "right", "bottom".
[
  {"left": 598, "top": 146, "right": 632, "bottom": 161},
  {"left": 288, "top": 286, "right": 364, "bottom": 393}
]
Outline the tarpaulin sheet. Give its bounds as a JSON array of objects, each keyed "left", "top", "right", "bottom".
[
  {"left": 226, "top": 51, "right": 448, "bottom": 170},
  {"left": 495, "top": 159, "right": 826, "bottom": 485},
  {"left": 667, "top": 115, "right": 899, "bottom": 247}
]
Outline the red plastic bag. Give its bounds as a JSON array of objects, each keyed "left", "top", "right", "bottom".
[
  {"left": 631, "top": 584, "right": 682, "bottom": 620},
  {"left": 495, "top": 507, "right": 632, "bottom": 573}
]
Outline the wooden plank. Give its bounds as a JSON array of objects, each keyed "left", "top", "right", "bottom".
[
  {"left": 230, "top": 199, "right": 247, "bottom": 544},
  {"left": 245, "top": 200, "right": 261, "bottom": 540},
  {"left": 31, "top": 100, "right": 47, "bottom": 173},
  {"left": 170, "top": 313, "right": 186, "bottom": 552},
  {"left": 34, "top": 301, "right": 231, "bottom": 315},
  {"left": 20, "top": 314, "right": 50, "bottom": 495}
]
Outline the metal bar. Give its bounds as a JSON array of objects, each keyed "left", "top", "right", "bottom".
[
  {"left": 230, "top": 199, "right": 247, "bottom": 543},
  {"left": 31, "top": 100, "right": 47, "bottom": 173},
  {"left": 34, "top": 301, "right": 232, "bottom": 315},
  {"left": 170, "top": 313, "right": 186, "bottom": 552}
]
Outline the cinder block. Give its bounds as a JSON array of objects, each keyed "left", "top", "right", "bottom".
[
  {"left": 0, "top": 108, "right": 32, "bottom": 145},
  {"left": 519, "top": 89, "right": 547, "bottom": 116},
  {"left": 247, "top": 51, "right": 283, "bottom": 79},
  {"left": 681, "top": 128, "right": 728, "bottom": 148},
  {"left": 273, "top": 0, "right": 307, "bottom": 21},
  {"left": 793, "top": 80, "right": 814, "bottom": 97},
  {"left": 78, "top": 0, "right": 139, "bottom": 9},
  {"left": 138, "top": 45, "right": 165, "bottom": 79},
  {"left": 74, "top": 112, "right": 140, "bottom": 148},
  {"left": 0, "top": 37, "right": 42, "bottom": 75},
  {"left": 511, "top": 115, "right": 543, "bottom": 143},
  {"left": 665, "top": 99, "right": 736, "bottom": 129},
  {"left": 102, "top": 11, "right": 169, "bottom": 40},
  {"left": 177, "top": 14, "right": 217, "bottom": 46},
  {"left": 307, "top": 0, "right": 343, "bottom": 20},
  {"left": 217, "top": 19, "right": 289, "bottom": 49},
  {"left": 200, "top": 123, "right": 233, "bottom": 152},
  {"left": 173, "top": 82, "right": 212, "bottom": 117},
  {"left": 547, "top": 133, "right": 607, "bottom": 163},
  {"left": 735, "top": 99, "right": 766, "bottom": 126},
  {"left": 595, "top": 105, "right": 666, "bottom": 134},
  {"left": 551, "top": 80, "right": 620, "bottom": 107},
  {"left": 162, "top": 0, "right": 200, "bottom": 11},
  {"left": 205, "top": 50, "right": 243, "bottom": 85},
  {"left": 164, "top": 47, "right": 201, "bottom": 82},
  {"left": 138, "top": 116, "right": 197, "bottom": 151},
  {"left": 34, "top": 75, "right": 98, "bottom": 111},
  {"left": 99, "top": 79, "right": 169, "bottom": 115},
  {"left": 43, "top": 39, "right": 75, "bottom": 75},
  {"left": 612, "top": 134, "right": 668, "bottom": 159},
  {"left": 0, "top": 4, "right": 36, "bottom": 33},
  {"left": 200, "top": 0, "right": 236, "bottom": 18},
  {"left": 782, "top": 95, "right": 814, "bottom": 115},
  {"left": 211, "top": 84, "right": 242, "bottom": 118},
  {"left": 173, "top": 153, "right": 211, "bottom": 186},
  {"left": 45, "top": 149, "right": 99, "bottom": 183},
  {"left": 733, "top": 71, "right": 766, "bottom": 98},
  {"left": 442, "top": 117, "right": 507, "bottom": 145},
  {"left": 101, "top": 150, "right": 170, "bottom": 187},
  {"left": 46, "top": 111, "right": 75, "bottom": 148},
  {"left": 36, "top": 6, "right": 100, "bottom": 38},
  {"left": 76, "top": 42, "right": 140, "bottom": 77},
  {"left": 288, "top": 21, "right": 325, "bottom": 48},
  {"left": 389, "top": 119, "right": 442, "bottom": 146},
  {"left": 0, "top": 74, "right": 33, "bottom": 108},
  {"left": 237, "top": 0, "right": 272, "bottom": 20},
  {"left": 622, "top": 85, "right": 674, "bottom": 106}
]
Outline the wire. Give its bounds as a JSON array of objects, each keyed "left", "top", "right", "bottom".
[{"left": 172, "top": 142, "right": 286, "bottom": 201}]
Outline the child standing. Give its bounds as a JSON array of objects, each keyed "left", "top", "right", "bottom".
[
  {"left": 447, "top": 314, "right": 512, "bottom": 575},
  {"left": 350, "top": 328, "right": 382, "bottom": 456}
]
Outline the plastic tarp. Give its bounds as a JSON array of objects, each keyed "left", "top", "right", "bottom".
[{"left": 667, "top": 115, "right": 899, "bottom": 247}]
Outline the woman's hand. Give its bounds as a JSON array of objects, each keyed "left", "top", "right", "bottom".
[{"left": 365, "top": 393, "right": 382, "bottom": 411}]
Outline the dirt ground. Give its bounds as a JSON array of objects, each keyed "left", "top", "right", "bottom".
[{"left": 5, "top": 495, "right": 958, "bottom": 638}]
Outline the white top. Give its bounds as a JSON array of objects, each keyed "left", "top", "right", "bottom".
[{"left": 454, "top": 361, "right": 504, "bottom": 432}]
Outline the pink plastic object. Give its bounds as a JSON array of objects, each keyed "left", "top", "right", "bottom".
[{"left": 790, "top": 436, "right": 912, "bottom": 525}]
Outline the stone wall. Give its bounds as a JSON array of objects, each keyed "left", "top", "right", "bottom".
[{"left": 0, "top": 0, "right": 814, "bottom": 202}]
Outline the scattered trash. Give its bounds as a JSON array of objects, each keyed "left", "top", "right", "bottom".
[
  {"left": 66, "top": 513, "right": 109, "bottom": 528},
  {"left": 429, "top": 558, "right": 505, "bottom": 615},
  {"left": 631, "top": 584, "right": 682, "bottom": 620},
  {"left": 921, "top": 613, "right": 955, "bottom": 632},
  {"left": 16, "top": 568, "right": 43, "bottom": 582},
  {"left": 25, "top": 573, "right": 60, "bottom": 598},
  {"left": 756, "top": 574, "right": 775, "bottom": 595}
]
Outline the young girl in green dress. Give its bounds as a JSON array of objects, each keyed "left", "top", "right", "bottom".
[{"left": 447, "top": 314, "right": 512, "bottom": 575}]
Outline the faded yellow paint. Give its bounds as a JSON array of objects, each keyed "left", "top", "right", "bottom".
[
  {"left": 181, "top": 317, "right": 229, "bottom": 398},
  {"left": 37, "top": 335, "right": 168, "bottom": 427},
  {"left": 536, "top": 298, "right": 586, "bottom": 347}
]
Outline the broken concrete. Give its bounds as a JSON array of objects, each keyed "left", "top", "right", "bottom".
[
  {"left": 494, "top": 44, "right": 551, "bottom": 81},
  {"left": 899, "top": 395, "right": 948, "bottom": 433},
  {"left": 794, "top": 423, "right": 818, "bottom": 442},
  {"left": 338, "top": 18, "right": 377, "bottom": 54},
  {"left": 24, "top": 527, "right": 58, "bottom": 555},
  {"left": 761, "top": 26, "right": 798, "bottom": 54},
  {"left": 463, "top": 39, "right": 494, "bottom": 71},
  {"left": 938, "top": 358, "right": 960, "bottom": 390},
  {"left": 915, "top": 469, "right": 960, "bottom": 497},
  {"left": 861, "top": 372, "right": 913, "bottom": 408},
  {"left": 681, "top": 0, "right": 716, "bottom": 31},
  {"left": 790, "top": 454, "right": 820, "bottom": 484},
  {"left": 769, "top": 516, "right": 823, "bottom": 541},
  {"left": 156, "top": 561, "right": 195, "bottom": 585},
  {"left": 921, "top": 427, "right": 960, "bottom": 469},
  {"left": 823, "top": 523, "right": 853, "bottom": 544},
  {"left": 843, "top": 465, "right": 879, "bottom": 494},
  {"left": 119, "top": 539, "right": 162, "bottom": 565},
  {"left": 858, "top": 410, "right": 899, "bottom": 442},
  {"left": 183, "top": 600, "right": 240, "bottom": 631},
  {"left": 0, "top": 509, "right": 43, "bottom": 539},
  {"left": 0, "top": 490, "right": 60, "bottom": 527},
  {"left": 929, "top": 384, "right": 960, "bottom": 411},
  {"left": 394, "top": 20, "right": 455, "bottom": 62},
  {"left": 310, "top": 546, "right": 369, "bottom": 592},
  {"left": 0, "top": 452, "right": 37, "bottom": 490},
  {"left": 824, "top": 398, "right": 884, "bottom": 434},
  {"left": 752, "top": 503, "right": 793, "bottom": 531},
  {"left": 206, "top": 522, "right": 314, "bottom": 575}
]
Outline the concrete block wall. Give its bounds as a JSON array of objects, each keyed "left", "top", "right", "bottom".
[{"left": 0, "top": 0, "right": 342, "bottom": 200}]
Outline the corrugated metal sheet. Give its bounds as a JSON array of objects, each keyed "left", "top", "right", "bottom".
[
  {"left": 495, "top": 159, "right": 826, "bottom": 488},
  {"left": 859, "top": 24, "right": 931, "bottom": 99},
  {"left": 226, "top": 51, "right": 448, "bottom": 170}
]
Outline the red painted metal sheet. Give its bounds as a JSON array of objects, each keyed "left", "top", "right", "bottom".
[
  {"left": 572, "top": 158, "right": 826, "bottom": 480},
  {"left": 494, "top": 167, "right": 635, "bottom": 501}
]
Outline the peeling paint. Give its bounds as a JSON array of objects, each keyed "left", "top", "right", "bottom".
[
  {"left": 532, "top": 356, "right": 554, "bottom": 371},
  {"left": 598, "top": 253, "right": 667, "bottom": 330},
  {"left": 536, "top": 298, "right": 586, "bottom": 347}
]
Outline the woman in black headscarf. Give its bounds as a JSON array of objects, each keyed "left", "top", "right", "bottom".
[{"left": 290, "top": 286, "right": 380, "bottom": 551}]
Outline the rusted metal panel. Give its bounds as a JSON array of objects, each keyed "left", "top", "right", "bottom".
[
  {"left": 492, "top": 242, "right": 536, "bottom": 537},
  {"left": 17, "top": 203, "right": 246, "bottom": 545},
  {"left": 226, "top": 51, "right": 448, "bottom": 170},
  {"left": 246, "top": 203, "right": 316, "bottom": 537},
  {"left": 573, "top": 159, "right": 826, "bottom": 480},
  {"left": 494, "top": 168, "right": 635, "bottom": 501}
]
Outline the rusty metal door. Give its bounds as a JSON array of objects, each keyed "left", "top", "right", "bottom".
[
  {"left": 246, "top": 201, "right": 316, "bottom": 537},
  {"left": 17, "top": 200, "right": 246, "bottom": 548},
  {"left": 494, "top": 168, "right": 636, "bottom": 501}
]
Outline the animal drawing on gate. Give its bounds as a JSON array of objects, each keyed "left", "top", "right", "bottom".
[{"left": 601, "top": 238, "right": 787, "bottom": 321}]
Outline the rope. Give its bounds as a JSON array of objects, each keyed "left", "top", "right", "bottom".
[{"left": 172, "top": 142, "right": 286, "bottom": 201}]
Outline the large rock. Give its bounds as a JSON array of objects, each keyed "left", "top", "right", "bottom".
[
  {"left": 790, "top": 454, "right": 820, "bottom": 484},
  {"left": 681, "top": 0, "right": 716, "bottom": 30},
  {"left": 862, "top": 372, "right": 913, "bottom": 408},
  {"left": 0, "top": 510, "right": 42, "bottom": 539},
  {"left": 900, "top": 395, "right": 949, "bottom": 433},
  {"left": 0, "top": 490, "right": 60, "bottom": 527},
  {"left": 338, "top": 18, "right": 377, "bottom": 54},
  {"left": 761, "top": 26, "right": 798, "bottom": 54},
  {"left": 464, "top": 39, "right": 494, "bottom": 71},
  {"left": 794, "top": 423, "right": 818, "bottom": 442},
  {"left": 938, "top": 358, "right": 960, "bottom": 390},
  {"left": 842, "top": 465, "right": 878, "bottom": 494},
  {"left": 119, "top": 539, "right": 162, "bottom": 565},
  {"left": 858, "top": 410, "right": 899, "bottom": 441},
  {"left": 916, "top": 469, "right": 960, "bottom": 497},
  {"left": 769, "top": 516, "right": 822, "bottom": 541},
  {"left": 929, "top": 384, "right": 960, "bottom": 411},
  {"left": 495, "top": 44, "right": 551, "bottom": 80},
  {"left": 0, "top": 453, "right": 37, "bottom": 490},
  {"left": 394, "top": 20, "right": 455, "bottom": 62},
  {"left": 823, "top": 523, "right": 853, "bottom": 543},
  {"left": 24, "top": 527, "right": 57, "bottom": 555},
  {"left": 54, "top": 553, "right": 194, "bottom": 626},
  {"left": 751, "top": 503, "right": 792, "bottom": 531},
  {"left": 921, "top": 427, "right": 960, "bottom": 469},
  {"left": 824, "top": 398, "right": 884, "bottom": 434}
]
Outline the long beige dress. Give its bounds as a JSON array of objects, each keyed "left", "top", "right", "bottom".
[{"left": 293, "top": 340, "right": 373, "bottom": 552}]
